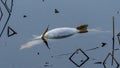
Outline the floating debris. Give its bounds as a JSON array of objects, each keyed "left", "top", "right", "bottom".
[
  {"left": 51, "top": 56, "right": 54, "bottom": 58},
  {"left": 117, "top": 32, "right": 120, "bottom": 36},
  {"left": 42, "top": 0, "right": 44, "bottom": 2},
  {"left": 44, "top": 62, "right": 53, "bottom": 67},
  {"left": 56, "top": 53, "right": 72, "bottom": 57},
  {"left": 117, "top": 11, "right": 119, "bottom": 14},
  {"left": 94, "top": 61, "right": 103, "bottom": 64},
  {"left": 101, "top": 42, "right": 107, "bottom": 47},
  {"left": 45, "top": 62, "right": 49, "bottom": 64},
  {"left": 114, "top": 48, "right": 120, "bottom": 51},
  {"left": 92, "top": 58, "right": 96, "bottom": 60},
  {"left": 23, "top": 15, "right": 27, "bottom": 18},
  {"left": 44, "top": 65, "right": 49, "bottom": 67},
  {"left": 85, "top": 47, "right": 99, "bottom": 51},
  {"left": 54, "top": 9, "right": 59, "bottom": 13},
  {"left": 37, "top": 52, "right": 40, "bottom": 55}
]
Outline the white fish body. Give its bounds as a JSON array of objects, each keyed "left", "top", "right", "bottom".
[{"left": 45, "top": 27, "right": 79, "bottom": 39}]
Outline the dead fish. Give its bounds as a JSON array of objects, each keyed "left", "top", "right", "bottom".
[
  {"left": 20, "top": 24, "right": 88, "bottom": 49},
  {"left": 36, "top": 24, "right": 88, "bottom": 49}
]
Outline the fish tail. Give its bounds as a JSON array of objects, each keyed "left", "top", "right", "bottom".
[{"left": 76, "top": 24, "right": 88, "bottom": 33}]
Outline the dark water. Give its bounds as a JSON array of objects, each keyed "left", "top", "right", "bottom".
[{"left": 0, "top": 0, "right": 120, "bottom": 68}]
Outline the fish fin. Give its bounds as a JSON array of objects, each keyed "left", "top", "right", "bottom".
[
  {"left": 43, "top": 25, "right": 49, "bottom": 35},
  {"left": 42, "top": 38, "right": 50, "bottom": 49},
  {"left": 76, "top": 24, "right": 88, "bottom": 33},
  {"left": 41, "top": 25, "right": 50, "bottom": 49}
]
